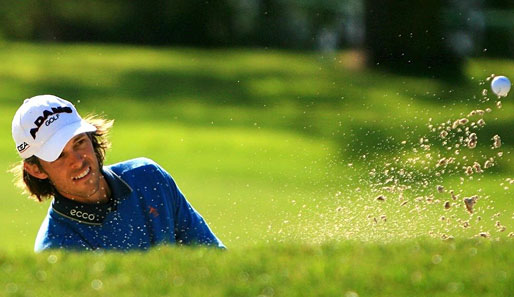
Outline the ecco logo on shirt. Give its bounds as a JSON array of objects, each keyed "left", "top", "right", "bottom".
[
  {"left": 70, "top": 209, "right": 96, "bottom": 221},
  {"left": 30, "top": 106, "right": 72, "bottom": 139}
]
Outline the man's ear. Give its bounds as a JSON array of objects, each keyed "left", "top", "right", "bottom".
[{"left": 24, "top": 162, "right": 49, "bottom": 180}]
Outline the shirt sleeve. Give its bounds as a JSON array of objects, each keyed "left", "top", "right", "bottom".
[{"left": 155, "top": 165, "right": 226, "bottom": 249}]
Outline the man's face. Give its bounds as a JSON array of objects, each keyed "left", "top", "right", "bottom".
[{"left": 35, "top": 133, "right": 108, "bottom": 202}]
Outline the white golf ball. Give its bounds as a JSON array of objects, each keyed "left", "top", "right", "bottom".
[{"left": 491, "top": 75, "right": 511, "bottom": 97}]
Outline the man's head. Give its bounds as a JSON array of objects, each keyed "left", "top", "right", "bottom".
[{"left": 11, "top": 95, "right": 113, "bottom": 201}]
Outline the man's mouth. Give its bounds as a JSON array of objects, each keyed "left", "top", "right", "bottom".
[{"left": 72, "top": 167, "right": 91, "bottom": 180}]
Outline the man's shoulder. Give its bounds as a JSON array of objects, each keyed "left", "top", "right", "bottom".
[
  {"left": 107, "top": 157, "right": 162, "bottom": 176},
  {"left": 105, "top": 158, "right": 177, "bottom": 189},
  {"left": 35, "top": 211, "right": 88, "bottom": 252}
]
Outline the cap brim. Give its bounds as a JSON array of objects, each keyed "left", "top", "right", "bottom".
[{"left": 36, "top": 120, "right": 97, "bottom": 162}]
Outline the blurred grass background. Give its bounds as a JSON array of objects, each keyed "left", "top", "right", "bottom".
[{"left": 1, "top": 42, "right": 512, "bottom": 253}]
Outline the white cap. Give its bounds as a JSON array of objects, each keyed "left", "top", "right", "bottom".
[{"left": 12, "top": 95, "right": 97, "bottom": 162}]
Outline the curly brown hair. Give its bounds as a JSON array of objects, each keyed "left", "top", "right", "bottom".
[{"left": 10, "top": 115, "right": 114, "bottom": 202}]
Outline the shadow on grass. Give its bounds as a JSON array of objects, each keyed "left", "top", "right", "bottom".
[{"left": 7, "top": 68, "right": 353, "bottom": 107}]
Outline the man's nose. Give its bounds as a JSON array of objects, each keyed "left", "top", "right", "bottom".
[{"left": 69, "top": 151, "right": 85, "bottom": 168}]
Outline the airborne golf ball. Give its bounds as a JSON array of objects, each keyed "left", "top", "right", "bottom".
[{"left": 491, "top": 75, "right": 511, "bottom": 97}]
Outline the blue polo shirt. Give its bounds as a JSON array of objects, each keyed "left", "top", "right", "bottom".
[{"left": 34, "top": 158, "right": 225, "bottom": 251}]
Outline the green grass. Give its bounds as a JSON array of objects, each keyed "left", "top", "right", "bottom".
[
  {"left": 1, "top": 240, "right": 512, "bottom": 297},
  {"left": 0, "top": 42, "right": 513, "bottom": 295}
]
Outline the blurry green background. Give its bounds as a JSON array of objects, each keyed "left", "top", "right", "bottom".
[{"left": 0, "top": 0, "right": 513, "bottom": 253}]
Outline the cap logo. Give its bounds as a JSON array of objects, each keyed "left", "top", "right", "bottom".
[
  {"left": 29, "top": 106, "right": 73, "bottom": 139},
  {"left": 17, "top": 142, "right": 29, "bottom": 153}
]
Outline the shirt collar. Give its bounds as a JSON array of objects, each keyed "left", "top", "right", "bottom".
[{"left": 51, "top": 166, "right": 133, "bottom": 225}]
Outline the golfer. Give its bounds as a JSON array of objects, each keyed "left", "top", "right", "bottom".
[{"left": 11, "top": 95, "right": 225, "bottom": 251}]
